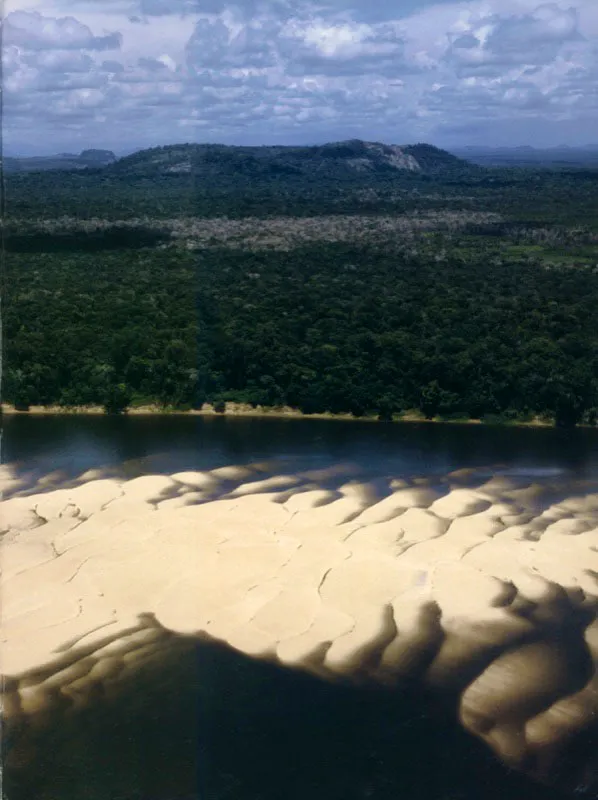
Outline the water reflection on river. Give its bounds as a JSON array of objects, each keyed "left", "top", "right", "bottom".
[{"left": 4, "top": 414, "right": 598, "bottom": 486}]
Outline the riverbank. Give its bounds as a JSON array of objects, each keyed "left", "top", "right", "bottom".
[
  {"left": 1, "top": 401, "right": 373, "bottom": 421},
  {"left": 0, "top": 402, "right": 565, "bottom": 428}
]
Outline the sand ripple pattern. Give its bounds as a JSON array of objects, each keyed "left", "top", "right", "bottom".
[{"left": 2, "top": 460, "right": 598, "bottom": 794}]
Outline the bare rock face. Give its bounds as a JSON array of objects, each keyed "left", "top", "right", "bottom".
[
  {"left": 363, "top": 142, "right": 421, "bottom": 171},
  {"left": 2, "top": 462, "right": 598, "bottom": 798}
]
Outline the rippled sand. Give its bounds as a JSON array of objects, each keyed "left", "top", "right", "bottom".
[{"left": 2, "top": 460, "right": 598, "bottom": 797}]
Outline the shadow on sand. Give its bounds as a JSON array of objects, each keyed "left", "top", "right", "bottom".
[{"left": 4, "top": 630, "right": 579, "bottom": 800}]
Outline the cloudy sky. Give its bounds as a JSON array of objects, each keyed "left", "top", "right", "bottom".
[{"left": 3, "top": 0, "right": 598, "bottom": 155}]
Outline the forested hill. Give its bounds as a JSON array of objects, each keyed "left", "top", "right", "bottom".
[
  {"left": 103, "top": 139, "right": 475, "bottom": 179},
  {"left": 7, "top": 138, "right": 597, "bottom": 227},
  {"left": 4, "top": 139, "right": 487, "bottom": 220}
]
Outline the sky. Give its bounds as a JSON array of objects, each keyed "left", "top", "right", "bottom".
[{"left": 2, "top": 0, "right": 598, "bottom": 155}]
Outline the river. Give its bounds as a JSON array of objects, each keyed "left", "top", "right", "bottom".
[{"left": 4, "top": 414, "right": 598, "bottom": 489}]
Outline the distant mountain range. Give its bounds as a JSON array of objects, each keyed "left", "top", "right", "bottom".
[
  {"left": 450, "top": 145, "right": 598, "bottom": 168},
  {"left": 3, "top": 149, "right": 117, "bottom": 173},
  {"left": 3, "top": 141, "right": 598, "bottom": 177}
]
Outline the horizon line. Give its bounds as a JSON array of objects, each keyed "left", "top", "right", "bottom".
[{"left": 5, "top": 139, "right": 598, "bottom": 160}]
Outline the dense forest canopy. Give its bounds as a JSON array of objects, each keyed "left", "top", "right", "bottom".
[{"left": 3, "top": 139, "right": 598, "bottom": 425}]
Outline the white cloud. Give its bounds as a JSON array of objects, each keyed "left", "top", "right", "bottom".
[
  {"left": 445, "top": 3, "right": 583, "bottom": 73},
  {"left": 4, "top": 9, "right": 122, "bottom": 50},
  {"left": 2, "top": 0, "right": 598, "bottom": 153},
  {"left": 33, "top": 50, "right": 95, "bottom": 72},
  {"left": 275, "top": 17, "right": 414, "bottom": 76},
  {"left": 184, "top": 16, "right": 281, "bottom": 73}
]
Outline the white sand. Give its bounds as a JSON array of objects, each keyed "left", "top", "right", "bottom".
[{"left": 2, "top": 463, "right": 598, "bottom": 789}]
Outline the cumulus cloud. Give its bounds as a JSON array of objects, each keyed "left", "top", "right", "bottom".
[
  {"left": 101, "top": 59, "right": 126, "bottom": 73},
  {"left": 445, "top": 3, "right": 583, "bottom": 74},
  {"left": 184, "top": 16, "right": 280, "bottom": 72},
  {"left": 138, "top": 55, "right": 177, "bottom": 71},
  {"left": 31, "top": 50, "right": 96, "bottom": 73},
  {"left": 140, "top": 0, "right": 295, "bottom": 20},
  {"left": 3, "top": 10, "right": 122, "bottom": 51},
  {"left": 3, "top": 0, "right": 598, "bottom": 154},
  {"left": 277, "top": 18, "right": 415, "bottom": 77},
  {"left": 139, "top": 0, "right": 199, "bottom": 14}
]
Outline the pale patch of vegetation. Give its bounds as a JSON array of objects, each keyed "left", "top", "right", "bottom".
[{"left": 7, "top": 211, "right": 504, "bottom": 252}]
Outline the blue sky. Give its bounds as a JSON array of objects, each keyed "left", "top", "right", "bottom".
[{"left": 3, "top": 0, "right": 598, "bottom": 155}]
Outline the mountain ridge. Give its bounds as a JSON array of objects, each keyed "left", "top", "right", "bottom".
[
  {"left": 3, "top": 140, "right": 474, "bottom": 178},
  {"left": 105, "top": 139, "right": 473, "bottom": 179}
]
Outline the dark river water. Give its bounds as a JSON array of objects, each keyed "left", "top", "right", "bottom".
[
  {"left": 4, "top": 413, "right": 598, "bottom": 485},
  {"left": 3, "top": 415, "right": 598, "bottom": 800}
]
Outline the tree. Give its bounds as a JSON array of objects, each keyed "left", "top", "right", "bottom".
[
  {"left": 376, "top": 393, "right": 399, "bottom": 421},
  {"left": 103, "top": 383, "right": 131, "bottom": 414}
]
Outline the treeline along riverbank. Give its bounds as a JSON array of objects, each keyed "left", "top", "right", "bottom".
[{"left": 4, "top": 236, "right": 598, "bottom": 427}]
